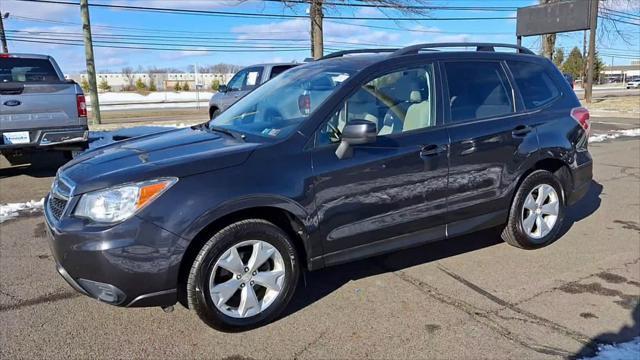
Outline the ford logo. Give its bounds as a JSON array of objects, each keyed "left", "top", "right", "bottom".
[{"left": 3, "top": 100, "right": 21, "bottom": 107}]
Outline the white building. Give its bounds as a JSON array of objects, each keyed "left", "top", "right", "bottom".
[{"left": 68, "top": 72, "right": 235, "bottom": 91}]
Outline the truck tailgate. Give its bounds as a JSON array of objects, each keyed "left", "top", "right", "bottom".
[{"left": 0, "top": 82, "right": 82, "bottom": 131}]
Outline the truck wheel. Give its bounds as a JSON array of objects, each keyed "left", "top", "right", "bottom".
[
  {"left": 501, "top": 170, "right": 565, "bottom": 249},
  {"left": 187, "top": 219, "right": 300, "bottom": 332}
]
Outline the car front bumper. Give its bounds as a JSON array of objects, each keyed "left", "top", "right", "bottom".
[{"left": 44, "top": 194, "right": 185, "bottom": 307}]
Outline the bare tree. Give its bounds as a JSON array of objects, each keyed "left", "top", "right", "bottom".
[
  {"left": 121, "top": 66, "right": 135, "bottom": 91},
  {"left": 539, "top": 0, "right": 560, "bottom": 60},
  {"left": 284, "top": 0, "right": 432, "bottom": 59}
]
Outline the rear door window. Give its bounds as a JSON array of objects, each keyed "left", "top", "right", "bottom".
[
  {"left": 508, "top": 61, "right": 561, "bottom": 109},
  {"left": 444, "top": 61, "right": 514, "bottom": 123},
  {"left": 269, "top": 65, "right": 296, "bottom": 79},
  {"left": 0, "top": 58, "right": 60, "bottom": 82}
]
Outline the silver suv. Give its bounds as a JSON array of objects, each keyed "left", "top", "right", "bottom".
[{"left": 208, "top": 63, "right": 298, "bottom": 119}]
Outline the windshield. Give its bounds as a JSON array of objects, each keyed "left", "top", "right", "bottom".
[{"left": 209, "top": 65, "right": 353, "bottom": 139}]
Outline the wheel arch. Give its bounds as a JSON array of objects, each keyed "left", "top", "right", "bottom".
[
  {"left": 209, "top": 105, "right": 219, "bottom": 119},
  {"left": 176, "top": 200, "right": 314, "bottom": 307},
  {"left": 513, "top": 157, "right": 573, "bottom": 205}
]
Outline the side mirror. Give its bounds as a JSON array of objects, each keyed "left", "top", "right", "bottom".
[
  {"left": 218, "top": 85, "right": 228, "bottom": 93},
  {"left": 335, "top": 119, "right": 377, "bottom": 159}
]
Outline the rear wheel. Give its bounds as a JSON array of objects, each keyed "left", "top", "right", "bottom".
[
  {"left": 187, "top": 219, "right": 299, "bottom": 331},
  {"left": 501, "top": 170, "right": 565, "bottom": 249}
]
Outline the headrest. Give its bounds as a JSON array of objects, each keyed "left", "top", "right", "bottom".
[
  {"left": 410, "top": 91, "right": 422, "bottom": 102},
  {"left": 363, "top": 113, "right": 378, "bottom": 123}
]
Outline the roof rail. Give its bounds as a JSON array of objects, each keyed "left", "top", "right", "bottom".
[
  {"left": 392, "top": 43, "right": 535, "bottom": 56},
  {"left": 320, "top": 48, "right": 398, "bottom": 60}
]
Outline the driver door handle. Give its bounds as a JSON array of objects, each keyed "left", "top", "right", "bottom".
[
  {"left": 512, "top": 125, "right": 532, "bottom": 137},
  {"left": 420, "top": 144, "right": 447, "bottom": 157}
]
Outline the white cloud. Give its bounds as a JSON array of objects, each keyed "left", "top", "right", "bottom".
[
  {"left": 2, "top": 0, "right": 74, "bottom": 18},
  {"left": 160, "top": 48, "right": 212, "bottom": 60}
]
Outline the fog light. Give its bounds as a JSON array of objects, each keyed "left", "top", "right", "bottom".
[{"left": 77, "top": 279, "right": 125, "bottom": 305}]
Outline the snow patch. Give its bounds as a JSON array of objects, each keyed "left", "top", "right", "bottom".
[
  {"left": 589, "top": 128, "right": 640, "bottom": 143},
  {"left": 0, "top": 199, "right": 45, "bottom": 224},
  {"left": 582, "top": 337, "right": 640, "bottom": 360}
]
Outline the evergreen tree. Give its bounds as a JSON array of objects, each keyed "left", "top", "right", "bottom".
[
  {"left": 211, "top": 79, "right": 220, "bottom": 91},
  {"left": 149, "top": 82, "right": 157, "bottom": 91},
  {"left": 552, "top": 48, "right": 564, "bottom": 68},
  {"left": 98, "top": 79, "right": 111, "bottom": 92},
  {"left": 561, "top": 47, "right": 583, "bottom": 79},
  {"left": 135, "top": 78, "right": 147, "bottom": 90},
  {"left": 182, "top": 82, "right": 190, "bottom": 91},
  {"left": 174, "top": 82, "right": 182, "bottom": 91},
  {"left": 80, "top": 78, "right": 90, "bottom": 92}
]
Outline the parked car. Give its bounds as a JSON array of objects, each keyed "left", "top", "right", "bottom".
[
  {"left": 562, "top": 73, "right": 574, "bottom": 89},
  {"left": 0, "top": 53, "right": 88, "bottom": 165},
  {"left": 626, "top": 80, "right": 640, "bottom": 89},
  {"left": 208, "top": 63, "right": 299, "bottom": 119},
  {"left": 45, "top": 43, "right": 592, "bottom": 331}
]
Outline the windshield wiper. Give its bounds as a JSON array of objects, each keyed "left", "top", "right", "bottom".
[{"left": 209, "top": 125, "right": 246, "bottom": 141}]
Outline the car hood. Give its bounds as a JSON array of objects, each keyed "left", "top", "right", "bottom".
[{"left": 60, "top": 126, "right": 260, "bottom": 195}]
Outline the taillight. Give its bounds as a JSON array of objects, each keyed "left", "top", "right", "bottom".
[
  {"left": 0, "top": 54, "right": 11, "bottom": 58},
  {"left": 298, "top": 93, "right": 311, "bottom": 116},
  {"left": 77, "top": 94, "right": 87, "bottom": 118},
  {"left": 571, "top": 107, "right": 589, "bottom": 132}
]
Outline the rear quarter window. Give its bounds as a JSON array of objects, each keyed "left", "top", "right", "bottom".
[
  {"left": 0, "top": 58, "right": 60, "bottom": 83},
  {"left": 507, "top": 61, "right": 561, "bottom": 109}
]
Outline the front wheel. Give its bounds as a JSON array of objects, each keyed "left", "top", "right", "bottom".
[
  {"left": 187, "top": 219, "right": 300, "bottom": 331},
  {"left": 501, "top": 170, "right": 565, "bottom": 249}
]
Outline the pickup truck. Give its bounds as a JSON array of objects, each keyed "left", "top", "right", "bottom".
[
  {"left": 208, "top": 62, "right": 299, "bottom": 119},
  {"left": 0, "top": 53, "right": 88, "bottom": 165}
]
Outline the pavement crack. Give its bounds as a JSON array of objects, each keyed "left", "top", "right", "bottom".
[
  {"left": 390, "top": 269, "right": 575, "bottom": 357},
  {"left": 293, "top": 329, "right": 328, "bottom": 359},
  {"left": 437, "top": 265, "right": 592, "bottom": 346}
]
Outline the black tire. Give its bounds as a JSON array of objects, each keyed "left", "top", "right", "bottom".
[
  {"left": 187, "top": 219, "right": 300, "bottom": 332},
  {"left": 501, "top": 170, "right": 565, "bottom": 249}
]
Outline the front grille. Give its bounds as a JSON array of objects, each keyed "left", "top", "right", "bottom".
[
  {"left": 48, "top": 175, "right": 73, "bottom": 220},
  {"left": 49, "top": 196, "right": 68, "bottom": 220}
]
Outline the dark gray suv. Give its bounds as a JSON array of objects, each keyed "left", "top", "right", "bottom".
[{"left": 45, "top": 43, "right": 593, "bottom": 331}]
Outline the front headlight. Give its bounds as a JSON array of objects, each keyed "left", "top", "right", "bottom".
[{"left": 74, "top": 178, "right": 177, "bottom": 223}]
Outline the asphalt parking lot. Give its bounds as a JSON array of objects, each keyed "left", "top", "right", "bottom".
[{"left": 0, "top": 116, "right": 639, "bottom": 359}]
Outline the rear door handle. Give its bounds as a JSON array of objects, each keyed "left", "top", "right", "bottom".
[
  {"left": 512, "top": 125, "right": 532, "bottom": 137},
  {"left": 420, "top": 144, "right": 447, "bottom": 157},
  {"left": 460, "top": 139, "right": 476, "bottom": 156}
]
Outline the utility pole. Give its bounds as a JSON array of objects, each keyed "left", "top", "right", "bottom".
[
  {"left": 80, "top": 0, "right": 101, "bottom": 124},
  {"left": 582, "top": 30, "right": 587, "bottom": 87},
  {"left": 584, "top": 0, "right": 598, "bottom": 104},
  {"left": 310, "top": 0, "right": 324, "bottom": 60},
  {"left": 0, "top": 12, "right": 9, "bottom": 53}
]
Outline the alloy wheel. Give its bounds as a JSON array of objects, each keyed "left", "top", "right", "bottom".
[
  {"left": 521, "top": 183, "right": 560, "bottom": 240},
  {"left": 208, "top": 240, "right": 286, "bottom": 318}
]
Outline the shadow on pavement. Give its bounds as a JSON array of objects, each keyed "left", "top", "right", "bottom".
[
  {"left": 285, "top": 180, "right": 604, "bottom": 321},
  {"left": 571, "top": 304, "right": 640, "bottom": 359},
  {"left": 0, "top": 151, "right": 68, "bottom": 179},
  {"left": 558, "top": 180, "right": 604, "bottom": 238}
]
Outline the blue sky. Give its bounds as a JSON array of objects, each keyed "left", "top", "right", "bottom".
[{"left": 2, "top": 0, "right": 639, "bottom": 74}]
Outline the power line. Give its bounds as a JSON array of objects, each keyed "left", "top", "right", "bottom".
[
  {"left": 12, "top": 0, "right": 517, "bottom": 21},
  {"left": 6, "top": 36, "right": 322, "bottom": 52}
]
